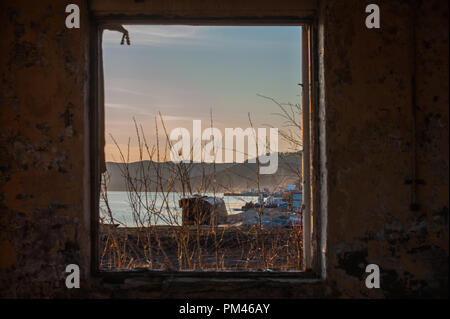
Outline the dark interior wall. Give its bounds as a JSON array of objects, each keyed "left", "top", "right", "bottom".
[
  {"left": 0, "top": 0, "right": 91, "bottom": 298},
  {"left": 323, "top": 0, "right": 448, "bottom": 298},
  {"left": 0, "top": 0, "right": 448, "bottom": 298}
]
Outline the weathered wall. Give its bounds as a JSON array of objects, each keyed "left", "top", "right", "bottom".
[
  {"left": 323, "top": 0, "right": 448, "bottom": 298},
  {"left": 0, "top": 0, "right": 448, "bottom": 298},
  {"left": 0, "top": 0, "right": 91, "bottom": 298}
]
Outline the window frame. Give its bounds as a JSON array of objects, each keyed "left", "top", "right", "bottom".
[{"left": 89, "top": 16, "right": 324, "bottom": 284}]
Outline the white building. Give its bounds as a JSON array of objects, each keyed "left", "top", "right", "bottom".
[{"left": 287, "top": 185, "right": 296, "bottom": 191}]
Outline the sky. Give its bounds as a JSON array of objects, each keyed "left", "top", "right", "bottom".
[{"left": 103, "top": 25, "right": 302, "bottom": 163}]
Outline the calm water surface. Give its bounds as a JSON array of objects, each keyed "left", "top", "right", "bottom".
[{"left": 100, "top": 191, "right": 258, "bottom": 227}]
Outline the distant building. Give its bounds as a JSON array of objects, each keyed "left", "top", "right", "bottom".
[
  {"left": 292, "top": 192, "right": 302, "bottom": 212},
  {"left": 266, "top": 196, "right": 288, "bottom": 208},
  {"left": 273, "top": 190, "right": 283, "bottom": 197},
  {"left": 258, "top": 193, "right": 264, "bottom": 205}
]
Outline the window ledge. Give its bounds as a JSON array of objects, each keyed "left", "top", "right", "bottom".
[{"left": 95, "top": 269, "right": 323, "bottom": 288}]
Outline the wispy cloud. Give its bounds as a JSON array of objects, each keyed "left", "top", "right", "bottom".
[
  {"left": 107, "top": 87, "right": 154, "bottom": 97},
  {"left": 106, "top": 103, "right": 140, "bottom": 110},
  {"left": 103, "top": 25, "right": 207, "bottom": 47},
  {"left": 106, "top": 103, "right": 192, "bottom": 122},
  {"left": 158, "top": 115, "right": 191, "bottom": 121}
]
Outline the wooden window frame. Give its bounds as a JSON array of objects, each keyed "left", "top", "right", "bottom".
[{"left": 88, "top": 16, "right": 325, "bottom": 286}]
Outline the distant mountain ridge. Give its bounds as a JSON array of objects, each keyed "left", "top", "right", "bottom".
[{"left": 105, "top": 152, "right": 302, "bottom": 193}]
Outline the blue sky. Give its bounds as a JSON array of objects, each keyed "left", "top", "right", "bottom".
[{"left": 103, "top": 25, "right": 302, "bottom": 162}]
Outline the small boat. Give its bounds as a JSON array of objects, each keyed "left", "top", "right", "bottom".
[
  {"left": 241, "top": 201, "right": 255, "bottom": 211},
  {"left": 179, "top": 195, "right": 228, "bottom": 226}
]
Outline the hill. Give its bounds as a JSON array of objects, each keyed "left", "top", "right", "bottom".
[{"left": 105, "top": 152, "right": 302, "bottom": 193}]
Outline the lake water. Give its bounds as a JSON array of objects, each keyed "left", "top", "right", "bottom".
[{"left": 100, "top": 191, "right": 258, "bottom": 227}]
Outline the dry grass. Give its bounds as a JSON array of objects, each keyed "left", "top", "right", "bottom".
[{"left": 100, "top": 107, "right": 303, "bottom": 271}]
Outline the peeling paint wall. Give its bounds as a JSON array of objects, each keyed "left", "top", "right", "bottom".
[
  {"left": 323, "top": 0, "right": 448, "bottom": 298},
  {"left": 0, "top": 0, "right": 91, "bottom": 298},
  {"left": 0, "top": 0, "right": 448, "bottom": 298}
]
